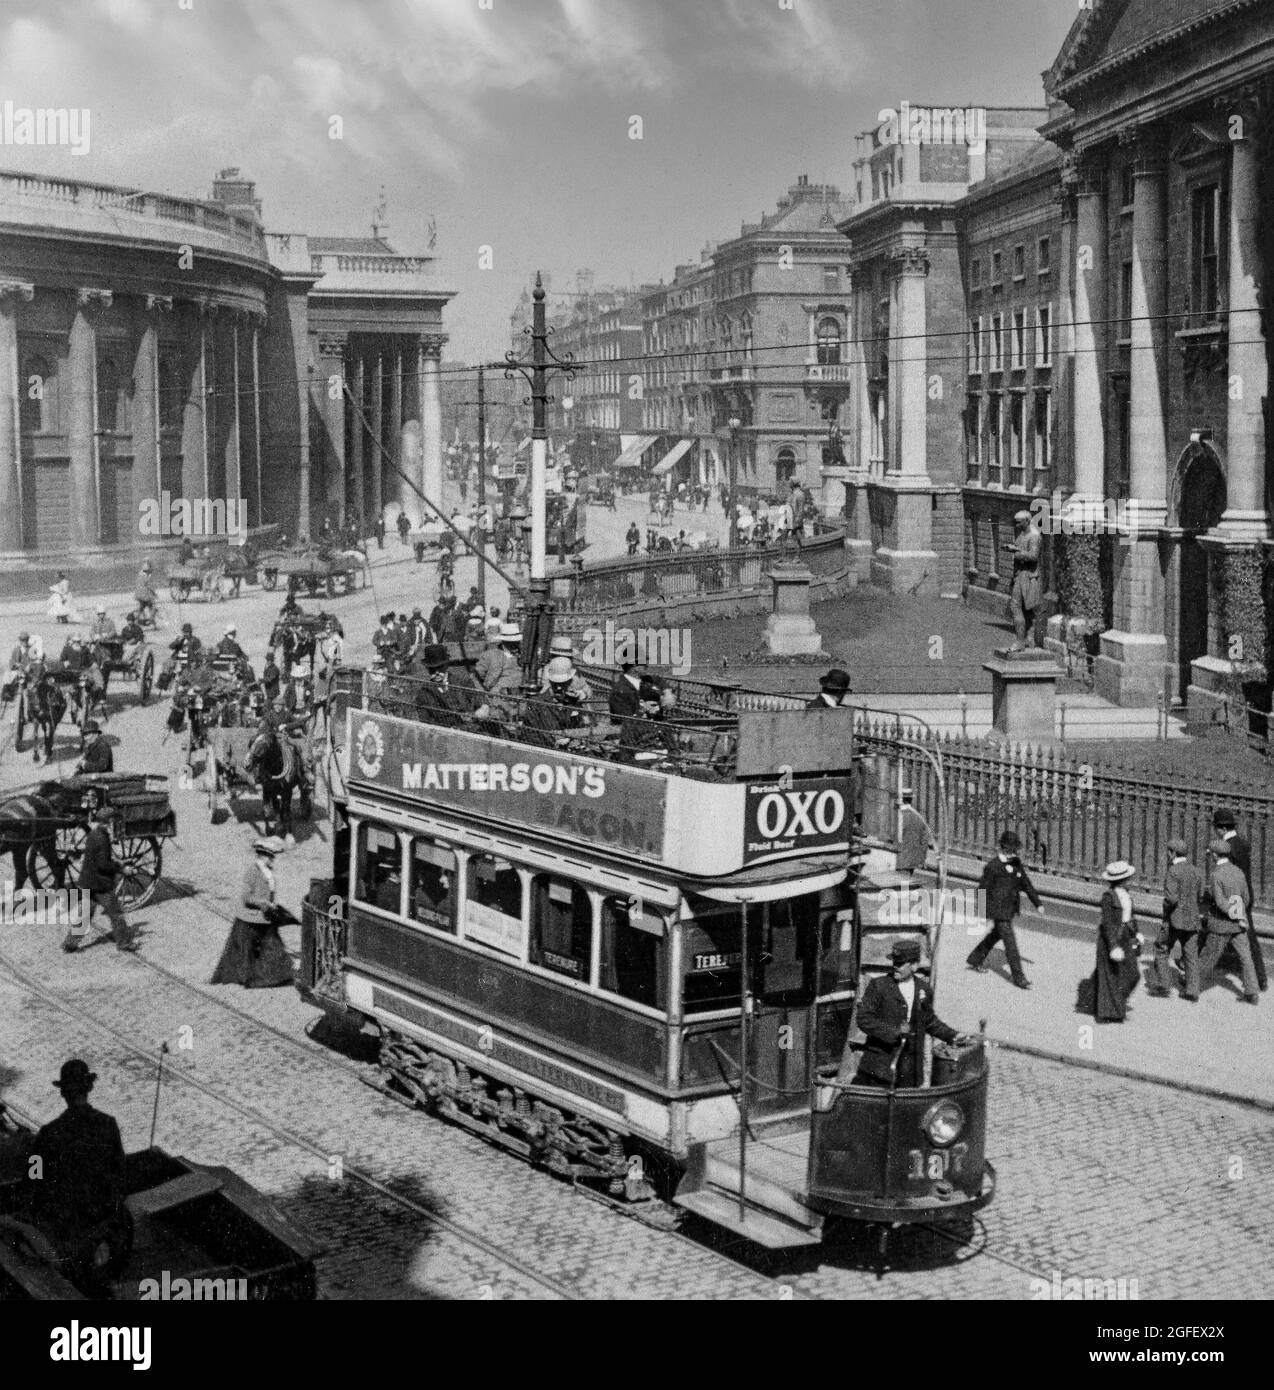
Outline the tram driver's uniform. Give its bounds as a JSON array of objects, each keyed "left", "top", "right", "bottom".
[{"left": 853, "top": 941, "right": 961, "bottom": 1088}]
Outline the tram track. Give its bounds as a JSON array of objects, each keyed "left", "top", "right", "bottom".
[{"left": 0, "top": 922, "right": 816, "bottom": 1300}]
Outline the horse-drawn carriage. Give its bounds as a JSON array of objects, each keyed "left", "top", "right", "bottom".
[
  {"left": 0, "top": 1102, "right": 321, "bottom": 1300},
  {"left": 205, "top": 721, "right": 313, "bottom": 832},
  {"left": 167, "top": 657, "right": 262, "bottom": 767},
  {"left": 166, "top": 558, "right": 226, "bottom": 604},
  {"left": 586, "top": 476, "right": 616, "bottom": 509},
  {"left": 2, "top": 772, "right": 177, "bottom": 911},
  {"left": 92, "top": 636, "right": 155, "bottom": 708},
  {"left": 258, "top": 544, "right": 366, "bottom": 598},
  {"left": 7, "top": 660, "right": 100, "bottom": 763}
]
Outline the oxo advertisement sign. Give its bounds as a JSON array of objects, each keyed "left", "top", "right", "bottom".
[{"left": 743, "top": 778, "right": 852, "bottom": 866}]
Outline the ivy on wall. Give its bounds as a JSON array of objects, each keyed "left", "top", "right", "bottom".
[
  {"left": 1054, "top": 532, "right": 1104, "bottom": 630},
  {"left": 1216, "top": 546, "right": 1267, "bottom": 679}
]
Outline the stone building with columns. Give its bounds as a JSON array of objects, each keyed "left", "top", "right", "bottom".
[
  {"left": 829, "top": 107, "right": 1048, "bottom": 597},
  {"left": 0, "top": 167, "right": 452, "bottom": 563},
  {"left": 1041, "top": 0, "right": 1274, "bottom": 709}
]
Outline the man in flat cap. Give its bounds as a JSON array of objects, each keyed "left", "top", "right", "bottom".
[
  {"left": 854, "top": 940, "right": 972, "bottom": 1088},
  {"left": 1004, "top": 509, "right": 1043, "bottom": 650},
  {"left": 1150, "top": 838, "right": 1203, "bottom": 1000}
]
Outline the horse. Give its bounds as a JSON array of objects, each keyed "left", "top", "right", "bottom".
[
  {"left": 19, "top": 668, "right": 69, "bottom": 764},
  {"left": 244, "top": 726, "right": 312, "bottom": 838},
  {"left": 0, "top": 782, "right": 79, "bottom": 891}
]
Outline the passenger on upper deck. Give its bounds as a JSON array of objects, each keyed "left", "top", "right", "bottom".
[
  {"left": 521, "top": 659, "right": 590, "bottom": 747},
  {"left": 853, "top": 940, "right": 972, "bottom": 1088},
  {"left": 609, "top": 661, "right": 644, "bottom": 719},
  {"left": 617, "top": 679, "right": 679, "bottom": 763},
  {"left": 807, "top": 668, "right": 851, "bottom": 709},
  {"left": 412, "top": 645, "right": 464, "bottom": 728}
]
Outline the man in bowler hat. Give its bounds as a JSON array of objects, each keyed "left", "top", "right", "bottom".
[{"left": 966, "top": 830, "right": 1044, "bottom": 989}]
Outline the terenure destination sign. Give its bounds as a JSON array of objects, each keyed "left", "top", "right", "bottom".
[{"left": 348, "top": 711, "right": 668, "bottom": 858}]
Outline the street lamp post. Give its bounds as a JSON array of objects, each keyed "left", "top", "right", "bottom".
[{"left": 727, "top": 416, "right": 742, "bottom": 550}]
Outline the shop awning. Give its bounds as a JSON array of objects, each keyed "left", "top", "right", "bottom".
[
  {"left": 652, "top": 439, "right": 694, "bottom": 476},
  {"left": 612, "top": 435, "right": 658, "bottom": 469}
]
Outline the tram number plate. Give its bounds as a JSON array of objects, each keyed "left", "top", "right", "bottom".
[{"left": 906, "top": 1143, "right": 968, "bottom": 1181}]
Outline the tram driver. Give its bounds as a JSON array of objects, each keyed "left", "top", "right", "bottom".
[{"left": 852, "top": 940, "right": 973, "bottom": 1088}]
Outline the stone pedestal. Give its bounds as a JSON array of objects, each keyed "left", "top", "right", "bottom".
[
  {"left": 867, "top": 480, "right": 939, "bottom": 595},
  {"left": 1093, "top": 630, "right": 1169, "bottom": 707},
  {"left": 763, "top": 564, "right": 823, "bottom": 656},
  {"left": 983, "top": 647, "right": 1062, "bottom": 745}
]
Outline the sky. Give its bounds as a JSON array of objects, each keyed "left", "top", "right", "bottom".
[{"left": 0, "top": 0, "right": 1080, "bottom": 363}]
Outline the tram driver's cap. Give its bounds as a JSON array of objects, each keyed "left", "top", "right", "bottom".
[
  {"left": 890, "top": 939, "right": 922, "bottom": 964},
  {"left": 53, "top": 1058, "right": 96, "bottom": 1092}
]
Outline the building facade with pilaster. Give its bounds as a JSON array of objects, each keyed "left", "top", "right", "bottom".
[
  {"left": 1042, "top": 0, "right": 1274, "bottom": 709},
  {"left": 0, "top": 166, "right": 453, "bottom": 562}
]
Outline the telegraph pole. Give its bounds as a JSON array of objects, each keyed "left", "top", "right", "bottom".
[{"left": 506, "top": 273, "right": 575, "bottom": 684}]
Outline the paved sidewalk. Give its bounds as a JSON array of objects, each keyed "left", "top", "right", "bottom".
[{"left": 861, "top": 848, "right": 1274, "bottom": 1108}]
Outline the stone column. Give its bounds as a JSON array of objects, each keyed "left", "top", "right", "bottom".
[
  {"left": 317, "top": 333, "right": 347, "bottom": 528},
  {"left": 350, "top": 353, "right": 365, "bottom": 532},
  {"left": 420, "top": 334, "right": 445, "bottom": 506},
  {"left": 0, "top": 279, "right": 34, "bottom": 553},
  {"left": 135, "top": 295, "right": 170, "bottom": 529},
  {"left": 69, "top": 288, "right": 112, "bottom": 550},
  {"left": 372, "top": 351, "right": 388, "bottom": 511},
  {"left": 1094, "top": 128, "right": 1170, "bottom": 706},
  {"left": 1071, "top": 149, "right": 1107, "bottom": 504},
  {"left": 389, "top": 346, "right": 403, "bottom": 515},
  {"left": 251, "top": 317, "right": 263, "bottom": 529},
  {"left": 872, "top": 247, "right": 939, "bottom": 595},
  {"left": 1221, "top": 91, "right": 1268, "bottom": 538},
  {"left": 226, "top": 315, "right": 242, "bottom": 514},
  {"left": 181, "top": 304, "right": 209, "bottom": 502}
]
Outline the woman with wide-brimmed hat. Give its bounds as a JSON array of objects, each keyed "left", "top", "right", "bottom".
[
  {"left": 210, "top": 837, "right": 295, "bottom": 988},
  {"left": 1085, "top": 860, "right": 1143, "bottom": 1023}
]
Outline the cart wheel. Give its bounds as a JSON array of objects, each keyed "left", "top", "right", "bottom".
[
  {"left": 27, "top": 825, "right": 88, "bottom": 892},
  {"left": 206, "top": 745, "right": 221, "bottom": 821},
  {"left": 139, "top": 652, "right": 154, "bottom": 705},
  {"left": 264, "top": 569, "right": 278, "bottom": 591},
  {"left": 114, "top": 836, "right": 162, "bottom": 911}
]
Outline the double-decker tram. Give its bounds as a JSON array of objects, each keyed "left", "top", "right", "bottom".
[{"left": 302, "top": 676, "right": 994, "bottom": 1249}]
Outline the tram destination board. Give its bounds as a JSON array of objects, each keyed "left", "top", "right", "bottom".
[
  {"left": 742, "top": 777, "right": 853, "bottom": 865},
  {"left": 348, "top": 711, "right": 666, "bottom": 857}
]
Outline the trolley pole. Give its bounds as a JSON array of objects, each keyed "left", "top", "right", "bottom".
[
  {"left": 737, "top": 897, "right": 750, "bottom": 1224},
  {"left": 477, "top": 364, "right": 487, "bottom": 610}
]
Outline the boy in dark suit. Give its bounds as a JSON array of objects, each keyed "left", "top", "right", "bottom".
[
  {"left": 966, "top": 830, "right": 1044, "bottom": 989},
  {"left": 1211, "top": 808, "right": 1267, "bottom": 992}
]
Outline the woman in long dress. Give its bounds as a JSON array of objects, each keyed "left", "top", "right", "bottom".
[
  {"left": 1092, "top": 860, "right": 1143, "bottom": 1023},
  {"left": 48, "top": 571, "right": 73, "bottom": 625},
  {"left": 210, "top": 837, "right": 295, "bottom": 988}
]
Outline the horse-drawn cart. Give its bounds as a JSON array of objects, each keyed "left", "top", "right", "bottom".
[
  {"left": 93, "top": 636, "right": 155, "bottom": 707},
  {"left": 259, "top": 546, "right": 366, "bottom": 598},
  {"left": 24, "top": 772, "right": 176, "bottom": 910},
  {"left": 206, "top": 723, "right": 313, "bottom": 831},
  {"left": 167, "top": 559, "right": 225, "bottom": 604}
]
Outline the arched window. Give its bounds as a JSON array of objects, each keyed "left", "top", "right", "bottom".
[
  {"left": 816, "top": 316, "right": 842, "bottom": 366},
  {"left": 776, "top": 447, "right": 797, "bottom": 484},
  {"left": 20, "top": 354, "right": 52, "bottom": 434}
]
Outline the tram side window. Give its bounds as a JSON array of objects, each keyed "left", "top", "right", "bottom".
[
  {"left": 682, "top": 898, "right": 743, "bottom": 1014},
  {"left": 408, "top": 837, "right": 457, "bottom": 933},
  {"left": 599, "top": 896, "right": 666, "bottom": 1011},
  {"left": 464, "top": 855, "right": 525, "bottom": 958},
  {"left": 529, "top": 874, "right": 592, "bottom": 981},
  {"left": 356, "top": 825, "right": 402, "bottom": 913},
  {"left": 762, "top": 894, "right": 819, "bottom": 1002}
]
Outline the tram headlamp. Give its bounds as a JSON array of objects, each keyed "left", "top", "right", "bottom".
[{"left": 922, "top": 1100, "right": 964, "bottom": 1147}]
